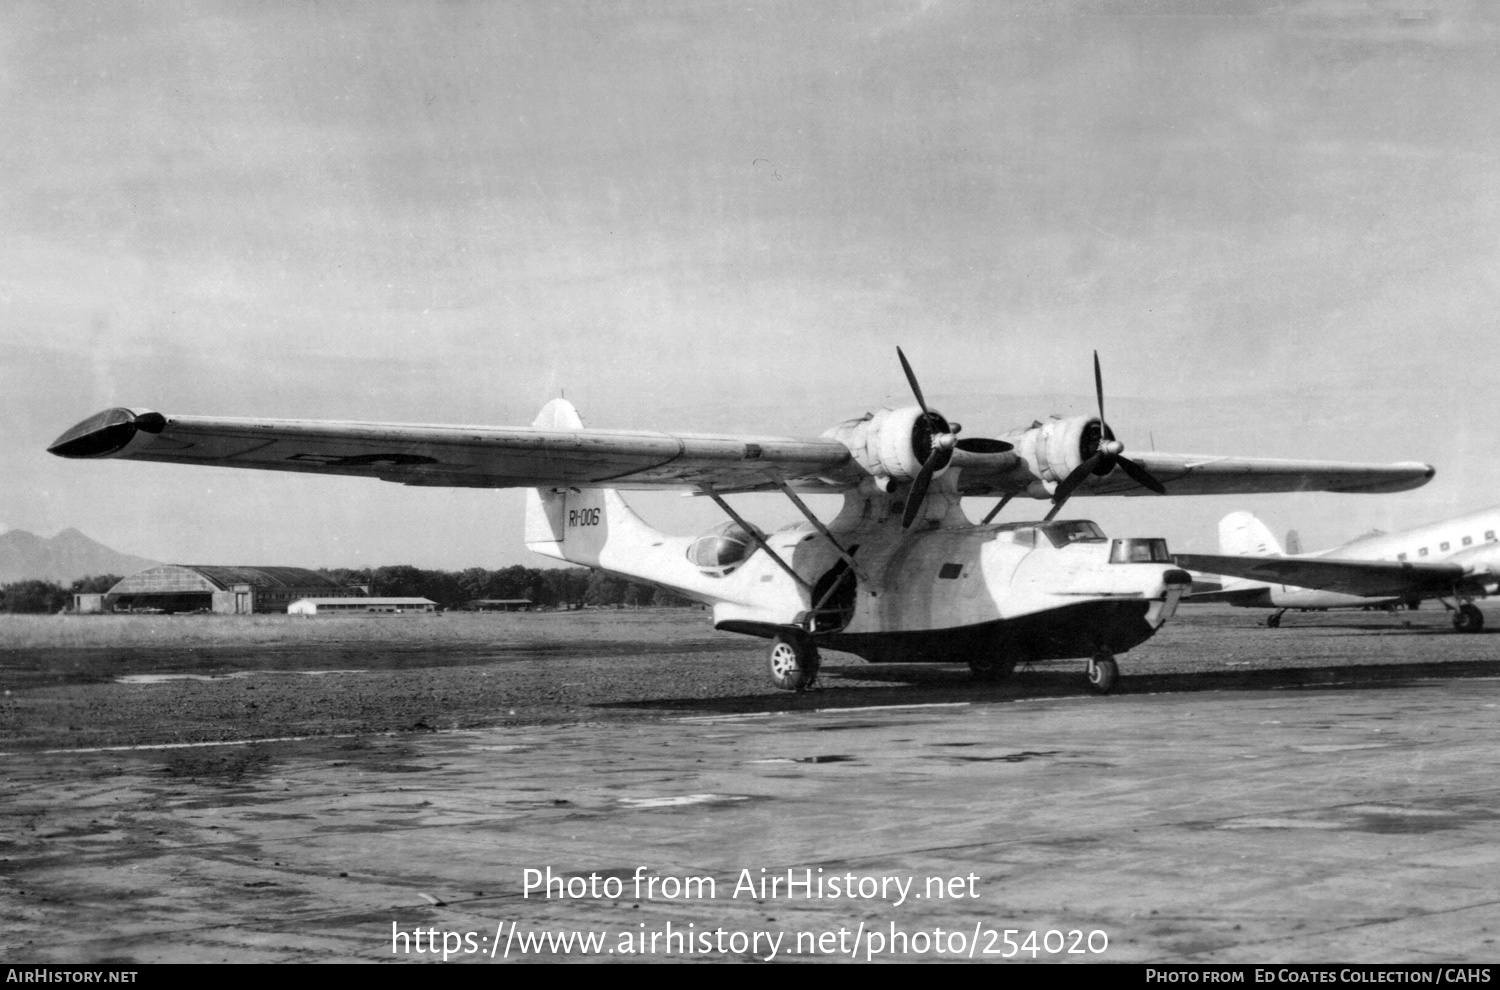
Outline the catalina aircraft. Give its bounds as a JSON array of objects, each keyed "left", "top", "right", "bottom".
[
  {"left": 1177, "top": 507, "right": 1500, "bottom": 631},
  {"left": 49, "top": 351, "right": 1435, "bottom": 693}
]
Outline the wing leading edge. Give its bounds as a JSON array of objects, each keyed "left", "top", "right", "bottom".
[
  {"left": 49, "top": 405, "right": 1436, "bottom": 498},
  {"left": 1061, "top": 452, "right": 1434, "bottom": 497},
  {"left": 46, "top": 407, "right": 857, "bottom": 491}
]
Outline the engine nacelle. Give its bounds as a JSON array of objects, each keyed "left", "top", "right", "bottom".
[
  {"left": 823, "top": 405, "right": 954, "bottom": 485},
  {"left": 1001, "top": 415, "right": 1114, "bottom": 492}
]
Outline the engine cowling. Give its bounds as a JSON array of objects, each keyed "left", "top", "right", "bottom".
[
  {"left": 824, "top": 405, "right": 955, "bottom": 484},
  {"left": 1002, "top": 415, "right": 1116, "bottom": 493}
]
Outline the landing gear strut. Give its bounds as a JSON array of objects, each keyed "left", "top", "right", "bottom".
[
  {"left": 1085, "top": 651, "right": 1118, "bottom": 695},
  {"left": 768, "top": 633, "right": 820, "bottom": 691},
  {"left": 1266, "top": 609, "right": 1287, "bottom": 629},
  {"left": 1453, "top": 603, "right": 1484, "bottom": 634}
]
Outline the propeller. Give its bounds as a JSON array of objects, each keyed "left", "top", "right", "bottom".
[
  {"left": 895, "top": 348, "right": 1013, "bottom": 528},
  {"left": 896, "top": 348, "right": 957, "bottom": 528},
  {"left": 1043, "top": 351, "right": 1166, "bottom": 522}
]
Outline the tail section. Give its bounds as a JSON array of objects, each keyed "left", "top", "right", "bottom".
[
  {"left": 525, "top": 484, "right": 665, "bottom": 569},
  {"left": 1218, "top": 511, "right": 1286, "bottom": 557},
  {"left": 522, "top": 398, "right": 665, "bottom": 567},
  {"left": 520, "top": 399, "right": 722, "bottom": 604}
]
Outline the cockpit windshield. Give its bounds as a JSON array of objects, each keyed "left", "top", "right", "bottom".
[
  {"left": 1036, "top": 520, "right": 1107, "bottom": 548},
  {"left": 992, "top": 520, "right": 1108, "bottom": 548}
]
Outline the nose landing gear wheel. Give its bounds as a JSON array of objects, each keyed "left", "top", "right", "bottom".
[
  {"left": 1453, "top": 603, "right": 1484, "bottom": 633},
  {"left": 768, "top": 634, "right": 820, "bottom": 691},
  {"left": 1086, "top": 653, "right": 1118, "bottom": 694}
]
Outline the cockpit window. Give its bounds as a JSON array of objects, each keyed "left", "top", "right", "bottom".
[
  {"left": 1110, "top": 538, "right": 1172, "bottom": 564},
  {"left": 686, "top": 521, "right": 761, "bottom": 576},
  {"left": 1037, "top": 520, "right": 1107, "bottom": 548}
]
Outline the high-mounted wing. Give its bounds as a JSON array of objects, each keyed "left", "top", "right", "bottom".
[
  {"left": 47, "top": 407, "right": 855, "bottom": 491},
  {"left": 954, "top": 450, "right": 1434, "bottom": 504},
  {"left": 1173, "top": 553, "right": 1463, "bottom": 599},
  {"left": 953, "top": 451, "right": 1434, "bottom": 499},
  {"left": 1126, "top": 453, "right": 1435, "bottom": 496},
  {"left": 50, "top": 404, "right": 1436, "bottom": 500}
]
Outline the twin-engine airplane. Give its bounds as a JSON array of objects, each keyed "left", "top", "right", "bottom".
[
  {"left": 49, "top": 351, "right": 1435, "bottom": 693},
  {"left": 1178, "top": 507, "right": 1500, "bottom": 631}
]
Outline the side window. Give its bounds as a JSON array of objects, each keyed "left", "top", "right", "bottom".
[
  {"left": 1440, "top": 541, "right": 1450, "bottom": 552},
  {"left": 1463, "top": 536, "right": 1473, "bottom": 547},
  {"left": 1487, "top": 530, "right": 1497, "bottom": 542},
  {"left": 1397, "top": 553, "right": 1408, "bottom": 562},
  {"left": 1419, "top": 547, "right": 1429, "bottom": 557}
]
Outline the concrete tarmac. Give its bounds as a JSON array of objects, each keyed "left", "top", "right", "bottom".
[{"left": 5, "top": 673, "right": 1500, "bottom": 963}]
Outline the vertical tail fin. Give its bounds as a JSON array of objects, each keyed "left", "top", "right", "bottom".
[
  {"left": 521, "top": 398, "right": 670, "bottom": 570},
  {"left": 1218, "top": 511, "right": 1286, "bottom": 557},
  {"left": 523, "top": 398, "right": 583, "bottom": 558}
]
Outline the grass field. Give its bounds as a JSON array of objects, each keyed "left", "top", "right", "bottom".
[{"left": 0, "top": 607, "right": 721, "bottom": 650}]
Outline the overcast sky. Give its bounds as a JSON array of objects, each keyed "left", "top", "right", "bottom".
[{"left": 4, "top": 0, "right": 1498, "bottom": 570}]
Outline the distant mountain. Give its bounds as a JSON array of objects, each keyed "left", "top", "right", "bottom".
[{"left": 0, "top": 529, "right": 159, "bottom": 585}]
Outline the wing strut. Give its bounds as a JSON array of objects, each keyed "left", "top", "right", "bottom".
[
  {"left": 980, "top": 494, "right": 1013, "bottom": 525},
  {"left": 770, "top": 480, "right": 871, "bottom": 584},
  {"left": 699, "top": 485, "right": 813, "bottom": 592}
]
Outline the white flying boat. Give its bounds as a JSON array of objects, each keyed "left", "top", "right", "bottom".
[{"left": 50, "top": 351, "right": 1434, "bottom": 693}]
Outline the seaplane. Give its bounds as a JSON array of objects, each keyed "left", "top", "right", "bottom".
[{"left": 49, "top": 350, "right": 1434, "bottom": 693}]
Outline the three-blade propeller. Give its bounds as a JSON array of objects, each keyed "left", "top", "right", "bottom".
[
  {"left": 895, "top": 348, "right": 1012, "bottom": 528},
  {"left": 1043, "top": 351, "right": 1165, "bottom": 522}
]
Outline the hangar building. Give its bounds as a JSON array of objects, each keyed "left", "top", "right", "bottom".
[{"left": 80, "top": 566, "right": 366, "bottom": 614}]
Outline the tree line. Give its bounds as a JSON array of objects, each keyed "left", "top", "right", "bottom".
[
  {"left": 0, "top": 574, "right": 122, "bottom": 614},
  {"left": 0, "top": 567, "right": 695, "bottom": 614},
  {"left": 317, "top": 565, "right": 696, "bottom": 611}
]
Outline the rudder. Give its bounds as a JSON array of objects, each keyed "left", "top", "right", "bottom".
[
  {"left": 1218, "top": 511, "right": 1286, "bottom": 557},
  {"left": 521, "top": 398, "right": 667, "bottom": 569}
]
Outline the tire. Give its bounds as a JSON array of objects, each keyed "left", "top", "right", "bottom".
[
  {"left": 1453, "top": 604, "right": 1484, "bottom": 634},
  {"left": 1266, "top": 613, "right": 1282, "bottom": 629},
  {"left": 968, "top": 656, "right": 1016, "bottom": 682},
  {"left": 1086, "top": 656, "right": 1118, "bottom": 695},
  {"left": 768, "top": 634, "right": 818, "bottom": 691}
]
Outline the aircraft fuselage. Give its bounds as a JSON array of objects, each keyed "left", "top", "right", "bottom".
[{"left": 1211, "top": 506, "right": 1500, "bottom": 609}]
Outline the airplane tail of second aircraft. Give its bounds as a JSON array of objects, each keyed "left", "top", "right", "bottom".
[{"left": 1219, "top": 510, "right": 1286, "bottom": 557}]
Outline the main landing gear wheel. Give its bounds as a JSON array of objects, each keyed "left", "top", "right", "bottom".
[
  {"left": 1266, "top": 610, "right": 1286, "bottom": 629},
  {"left": 968, "top": 656, "right": 1017, "bottom": 682},
  {"left": 1453, "top": 603, "right": 1484, "bottom": 633},
  {"left": 768, "top": 634, "right": 820, "bottom": 692},
  {"left": 1086, "top": 653, "right": 1118, "bottom": 695}
]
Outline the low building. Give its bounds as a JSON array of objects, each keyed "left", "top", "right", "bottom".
[
  {"left": 98, "top": 566, "right": 364, "bottom": 614},
  {"left": 72, "top": 593, "right": 107, "bottom": 614},
  {"left": 465, "top": 598, "right": 533, "bottom": 612},
  {"left": 288, "top": 597, "right": 437, "bottom": 615}
]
